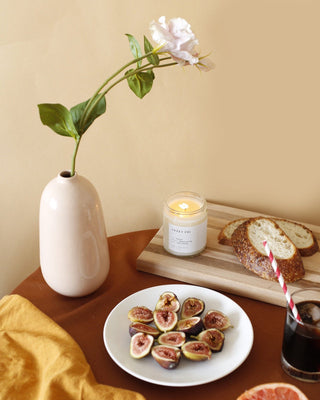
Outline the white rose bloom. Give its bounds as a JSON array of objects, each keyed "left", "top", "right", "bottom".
[{"left": 150, "top": 16, "right": 200, "bottom": 66}]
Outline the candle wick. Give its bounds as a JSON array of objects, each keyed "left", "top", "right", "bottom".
[{"left": 179, "top": 202, "right": 189, "bottom": 210}]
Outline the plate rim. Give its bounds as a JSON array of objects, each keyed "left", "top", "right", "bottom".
[{"left": 103, "top": 284, "right": 254, "bottom": 387}]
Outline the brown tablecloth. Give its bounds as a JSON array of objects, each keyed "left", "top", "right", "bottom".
[{"left": 12, "top": 230, "right": 318, "bottom": 399}]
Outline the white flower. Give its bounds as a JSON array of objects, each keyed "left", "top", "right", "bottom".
[{"left": 150, "top": 16, "right": 200, "bottom": 66}]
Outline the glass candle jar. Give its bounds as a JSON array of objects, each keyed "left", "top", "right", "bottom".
[{"left": 163, "top": 191, "right": 207, "bottom": 256}]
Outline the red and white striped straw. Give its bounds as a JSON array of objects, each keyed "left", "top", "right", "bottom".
[{"left": 263, "top": 240, "right": 302, "bottom": 322}]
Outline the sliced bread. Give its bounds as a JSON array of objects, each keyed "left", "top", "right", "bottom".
[
  {"left": 218, "top": 218, "right": 248, "bottom": 245},
  {"left": 219, "top": 217, "right": 319, "bottom": 257},
  {"left": 231, "top": 217, "right": 305, "bottom": 283},
  {"left": 273, "top": 218, "right": 319, "bottom": 257}
]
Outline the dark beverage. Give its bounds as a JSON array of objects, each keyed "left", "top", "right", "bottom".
[{"left": 281, "top": 299, "right": 320, "bottom": 382}]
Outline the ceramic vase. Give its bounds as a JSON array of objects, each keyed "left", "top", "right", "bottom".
[{"left": 39, "top": 171, "right": 110, "bottom": 297}]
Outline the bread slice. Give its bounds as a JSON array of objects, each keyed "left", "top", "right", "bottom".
[
  {"left": 219, "top": 217, "right": 319, "bottom": 257},
  {"left": 218, "top": 218, "right": 248, "bottom": 245},
  {"left": 273, "top": 218, "right": 319, "bottom": 257},
  {"left": 231, "top": 217, "right": 305, "bottom": 283}
]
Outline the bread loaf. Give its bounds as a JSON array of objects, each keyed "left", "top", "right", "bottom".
[
  {"left": 231, "top": 217, "right": 305, "bottom": 283},
  {"left": 219, "top": 217, "right": 319, "bottom": 257}
]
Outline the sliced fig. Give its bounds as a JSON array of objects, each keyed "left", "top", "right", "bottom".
[
  {"left": 129, "top": 322, "right": 160, "bottom": 338},
  {"left": 181, "top": 297, "right": 205, "bottom": 319},
  {"left": 176, "top": 316, "right": 204, "bottom": 336},
  {"left": 128, "top": 306, "right": 153, "bottom": 323},
  {"left": 181, "top": 341, "right": 212, "bottom": 361},
  {"left": 195, "top": 328, "right": 225, "bottom": 352},
  {"left": 130, "top": 332, "right": 154, "bottom": 359},
  {"left": 203, "top": 310, "right": 231, "bottom": 331},
  {"left": 155, "top": 292, "right": 180, "bottom": 312},
  {"left": 151, "top": 345, "right": 181, "bottom": 369},
  {"left": 157, "top": 331, "right": 186, "bottom": 347},
  {"left": 153, "top": 310, "right": 178, "bottom": 332}
]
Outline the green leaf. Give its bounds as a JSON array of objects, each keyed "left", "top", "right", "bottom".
[
  {"left": 126, "top": 69, "right": 155, "bottom": 99},
  {"left": 144, "top": 35, "right": 159, "bottom": 65},
  {"left": 70, "top": 95, "right": 106, "bottom": 135},
  {"left": 126, "top": 34, "right": 142, "bottom": 67},
  {"left": 38, "top": 103, "right": 79, "bottom": 139}
]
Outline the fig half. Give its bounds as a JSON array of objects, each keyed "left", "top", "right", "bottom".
[
  {"left": 153, "top": 310, "right": 178, "bottom": 332},
  {"left": 181, "top": 297, "right": 205, "bottom": 319},
  {"left": 176, "top": 316, "right": 204, "bottom": 336},
  {"left": 203, "top": 310, "right": 231, "bottom": 331},
  {"left": 128, "top": 306, "right": 153, "bottom": 323},
  {"left": 151, "top": 345, "right": 181, "bottom": 369},
  {"left": 155, "top": 292, "right": 180, "bottom": 312},
  {"left": 181, "top": 341, "right": 212, "bottom": 361},
  {"left": 195, "top": 328, "right": 225, "bottom": 352},
  {"left": 157, "top": 331, "right": 186, "bottom": 347},
  {"left": 130, "top": 332, "right": 154, "bottom": 359},
  {"left": 129, "top": 322, "right": 160, "bottom": 338}
]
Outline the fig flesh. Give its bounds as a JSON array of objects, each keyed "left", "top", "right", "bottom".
[
  {"left": 195, "top": 328, "right": 225, "bottom": 352},
  {"left": 128, "top": 306, "right": 153, "bottom": 323},
  {"left": 181, "top": 297, "right": 205, "bottom": 319},
  {"left": 157, "top": 331, "right": 186, "bottom": 347},
  {"left": 153, "top": 310, "right": 178, "bottom": 332},
  {"left": 203, "top": 310, "right": 231, "bottom": 331},
  {"left": 151, "top": 345, "right": 181, "bottom": 369},
  {"left": 176, "top": 316, "right": 204, "bottom": 336},
  {"left": 181, "top": 341, "right": 212, "bottom": 361},
  {"left": 130, "top": 332, "right": 154, "bottom": 359},
  {"left": 155, "top": 291, "right": 180, "bottom": 312},
  {"left": 129, "top": 322, "right": 160, "bottom": 338}
]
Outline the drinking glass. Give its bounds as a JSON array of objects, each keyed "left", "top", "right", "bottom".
[{"left": 281, "top": 287, "right": 320, "bottom": 382}]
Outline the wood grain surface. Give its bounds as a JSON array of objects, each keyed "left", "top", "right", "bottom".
[{"left": 136, "top": 202, "right": 320, "bottom": 306}]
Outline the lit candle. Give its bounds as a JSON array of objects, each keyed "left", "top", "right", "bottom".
[{"left": 163, "top": 191, "right": 207, "bottom": 256}]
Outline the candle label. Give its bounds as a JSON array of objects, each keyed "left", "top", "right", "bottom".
[{"left": 167, "top": 220, "right": 207, "bottom": 254}]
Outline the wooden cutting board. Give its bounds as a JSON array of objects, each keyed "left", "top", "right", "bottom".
[{"left": 136, "top": 202, "right": 320, "bottom": 307}]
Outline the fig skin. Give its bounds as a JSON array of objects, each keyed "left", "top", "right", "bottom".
[
  {"left": 181, "top": 341, "right": 212, "bottom": 361},
  {"left": 176, "top": 316, "right": 204, "bottom": 336},
  {"left": 151, "top": 345, "right": 181, "bottom": 369},
  {"left": 128, "top": 306, "right": 153, "bottom": 323},
  {"left": 155, "top": 292, "right": 180, "bottom": 312},
  {"left": 195, "top": 328, "right": 225, "bottom": 352},
  {"left": 157, "top": 331, "right": 186, "bottom": 347},
  {"left": 130, "top": 332, "right": 154, "bottom": 359},
  {"left": 153, "top": 310, "right": 178, "bottom": 332},
  {"left": 181, "top": 297, "right": 205, "bottom": 319},
  {"left": 203, "top": 310, "right": 231, "bottom": 331},
  {"left": 129, "top": 322, "right": 160, "bottom": 338}
]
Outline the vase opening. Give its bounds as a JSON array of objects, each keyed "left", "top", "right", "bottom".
[{"left": 60, "top": 170, "right": 72, "bottom": 178}]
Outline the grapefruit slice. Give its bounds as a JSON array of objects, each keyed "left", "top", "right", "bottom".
[{"left": 237, "top": 382, "right": 308, "bottom": 400}]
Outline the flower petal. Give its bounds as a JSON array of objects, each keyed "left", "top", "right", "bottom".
[{"left": 150, "top": 16, "right": 199, "bottom": 65}]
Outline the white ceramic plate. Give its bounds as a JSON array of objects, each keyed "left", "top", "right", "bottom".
[{"left": 103, "top": 284, "right": 253, "bottom": 387}]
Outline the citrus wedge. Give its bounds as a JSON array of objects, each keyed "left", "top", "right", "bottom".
[{"left": 237, "top": 382, "right": 308, "bottom": 400}]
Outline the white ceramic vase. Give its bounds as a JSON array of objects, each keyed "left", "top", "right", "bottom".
[{"left": 39, "top": 171, "right": 110, "bottom": 297}]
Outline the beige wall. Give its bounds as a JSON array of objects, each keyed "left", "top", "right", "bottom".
[{"left": 1, "top": 0, "right": 320, "bottom": 298}]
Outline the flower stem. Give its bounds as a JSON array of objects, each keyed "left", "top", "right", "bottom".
[
  {"left": 71, "top": 136, "right": 81, "bottom": 176},
  {"left": 103, "top": 60, "right": 177, "bottom": 96},
  {"left": 82, "top": 59, "right": 177, "bottom": 125},
  {"left": 78, "top": 51, "right": 156, "bottom": 132}
]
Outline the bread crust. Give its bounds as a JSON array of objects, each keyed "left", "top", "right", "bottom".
[{"left": 231, "top": 218, "right": 305, "bottom": 283}]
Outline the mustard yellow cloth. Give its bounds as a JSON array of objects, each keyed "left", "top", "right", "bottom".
[{"left": 0, "top": 294, "right": 146, "bottom": 400}]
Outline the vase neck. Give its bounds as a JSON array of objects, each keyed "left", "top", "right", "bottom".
[
  {"left": 57, "top": 170, "right": 78, "bottom": 182},
  {"left": 60, "top": 170, "right": 74, "bottom": 178}
]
